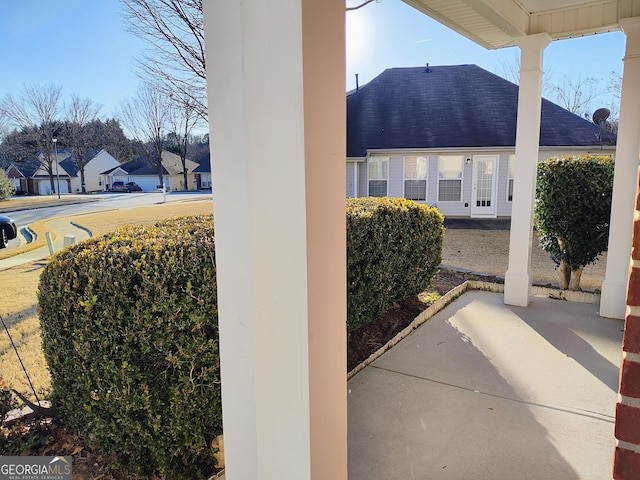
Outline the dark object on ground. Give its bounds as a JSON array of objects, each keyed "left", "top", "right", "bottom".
[
  {"left": 0, "top": 215, "right": 17, "bottom": 248},
  {"left": 443, "top": 217, "right": 511, "bottom": 230},
  {"left": 11, "top": 389, "right": 57, "bottom": 417},
  {"left": 110, "top": 181, "right": 142, "bottom": 192}
]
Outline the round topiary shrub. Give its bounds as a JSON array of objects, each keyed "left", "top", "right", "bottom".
[
  {"left": 346, "top": 197, "right": 444, "bottom": 334},
  {"left": 535, "top": 155, "right": 614, "bottom": 290},
  {"left": 38, "top": 215, "right": 221, "bottom": 479}
]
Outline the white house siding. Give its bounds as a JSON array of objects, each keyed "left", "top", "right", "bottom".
[
  {"left": 167, "top": 173, "right": 196, "bottom": 192},
  {"left": 427, "top": 155, "right": 438, "bottom": 207},
  {"left": 130, "top": 176, "right": 168, "bottom": 191},
  {"left": 349, "top": 147, "right": 615, "bottom": 218},
  {"left": 70, "top": 177, "right": 82, "bottom": 193},
  {"left": 84, "top": 150, "right": 121, "bottom": 192},
  {"left": 388, "top": 157, "right": 403, "bottom": 197},
  {"left": 432, "top": 155, "right": 471, "bottom": 218},
  {"left": 346, "top": 162, "right": 356, "bottom": 197},
  {"left": 358, "top": 162, "right": 367, "bottom": 198},
  {"left": 496, "top": 155, "right": 513, "bottom": 217}
]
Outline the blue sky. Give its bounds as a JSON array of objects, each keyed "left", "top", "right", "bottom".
[
  {"left": 0, "top": 0, "right": 144, "bottom": 119},
  {"left": 0, "top": 0, "right": 626, "bottom": 120},
  {"left": 347, "top": 1, "right": 625, "bottom": 104}
]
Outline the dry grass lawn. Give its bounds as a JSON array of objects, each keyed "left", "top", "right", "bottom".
[
  {"left": 0, "top": 199, "right": 607, "bottom": 401},
  {"left": 441, "top": 228, "right": 606, "bottom": 290},
  {"left": 0, "top": 200, "right": 214, "bottom": 400},
  {"left": 0, "top": 262, "right": 48, "bottom": 399}
]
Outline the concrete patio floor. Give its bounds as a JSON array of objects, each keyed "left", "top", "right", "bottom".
[{"left": 348, "top": 290, "right": 623, "bottom": 479}]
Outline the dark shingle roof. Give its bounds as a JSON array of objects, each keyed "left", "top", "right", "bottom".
[
  {"left": 59, "top": 156, "right": 78, "bottom": 177},
  {"left": 193, "top": 154, "right": 210, "bottom": 173},
  {"left": 346, "top": 65, "right": 615, "bottom": 158},
  {"left": 101, "top": 156, "right": 167, "bottom": 176},
  {"left": 9, "top": 158, "right": 40, "bottom": 178}
]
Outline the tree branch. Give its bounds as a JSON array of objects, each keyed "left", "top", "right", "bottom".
[{"left": 346, "top": 0, "right": 378, "bottom": 11}]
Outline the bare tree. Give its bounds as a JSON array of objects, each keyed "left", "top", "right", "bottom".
[
  {"left": 167, "top": 94, "right": 199, "bottom": 190},
  {"left": 120, "top": 0, "right": 207, "bottom": 120},
  {"left": 548, "top": 76, "right": 606, "bottom": 118},
  {"left": 119, "top": 84, "right": 171, "bottom": 187},
  {"left": 120, "top": 0, "right": 376, "bottom": 120},
  {"left": 608, "top": 72, "right": 622, "bottom": 106},
  {"left": 346, "top": 0, "right": 381, "bottom": 11},
  {"left": 497, "top": 51, "right": 553, "bottom": 93},
  {"left": 497, "top": 52, "right": 521, "bottom": 85},
  {"left": 67, "top": 94, "right": 102, "bottom": 192},
  {"left": 0, "top": 84, "right": 63, "bottom": 193},
  {"left": 599, "top": 72, "right": 622, "bottom": 133},
  {"left": 0, "top": 115, "right": 8, "bottom": 141}
]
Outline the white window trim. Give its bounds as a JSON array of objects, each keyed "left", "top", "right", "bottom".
[
  {"left": 402, "top": 156, "right": 428, "bottom": 201},
  {"left": 367, "top": 156, "right": 389, "bottom": 197},
  {"left": 437, "top": 155, "right": 463, "bottom": 203}
]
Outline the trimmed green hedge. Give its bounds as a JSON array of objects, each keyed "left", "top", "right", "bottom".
[
  {"left": 535, "top": 155, "right": 614, "bottom": 290},
  {"left": 347, "top": 197, "right": 444, "bottom": 334},
  {"left": 38, "top": 215, "right": 221, "bottom": 479},
  {"left": 38, "top": 201, "right": 444, "bottom": 475}
]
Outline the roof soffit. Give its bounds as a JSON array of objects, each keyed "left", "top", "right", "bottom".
[{"left": 403, "top": 0, "right": 640, "bottom": 49}]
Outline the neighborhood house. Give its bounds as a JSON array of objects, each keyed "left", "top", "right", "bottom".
[
  {"left": 6, "top": 149, "right": 121, "bottom": 195},
  {"left": 346, "top": 64, "right": 616, "bottom": 218},
  {"left": 101, "top": 150, "right": 201, "bottom": 192}
]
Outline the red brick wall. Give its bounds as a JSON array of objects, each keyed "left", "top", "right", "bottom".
[{"left": 614, "top": 166, "right": 640, "bottom": 480}]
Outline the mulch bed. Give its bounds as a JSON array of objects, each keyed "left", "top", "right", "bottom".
[{"left": 347, "top": 268, "right": 504, "bottom": 372}]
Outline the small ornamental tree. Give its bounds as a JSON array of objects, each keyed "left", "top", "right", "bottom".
[
  {"left": 534, "top": 155, "right": 614, "bottom": 290},
  {"left": 0, "top": 169, "right": 15, "bottom": 200}
]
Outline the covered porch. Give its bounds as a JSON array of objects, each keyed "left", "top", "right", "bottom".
[
  {"left": 203, "top": 1, "right": 640, "bottom": 478},
  {"left": 348, "top": 289, "right": 622, "bottom": 479}
]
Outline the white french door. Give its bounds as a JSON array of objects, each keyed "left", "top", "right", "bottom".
[{"left": 471, "top": 155, "right": 498, "bottom": 217}]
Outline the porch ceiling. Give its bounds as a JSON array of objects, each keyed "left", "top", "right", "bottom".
[{"left": 402, "top": 0, "right": 640, "bottom": 49}]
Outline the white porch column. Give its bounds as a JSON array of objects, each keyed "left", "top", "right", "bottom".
[
  {"left": 504, "top": 33, "right": 551, "bottom": 307},
  {"left": 203, "top": 1, "right": 347, "bottom": 479},
  {"left": 600, "top": 17, "right": 640, "bottom": 319}
]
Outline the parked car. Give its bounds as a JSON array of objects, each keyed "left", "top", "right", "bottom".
[
  {"left": 111, "top": 181, "right": 143, "bottom": 193},
  {"left": 0, "top": 215, "right": 18, "bottom": 249}
]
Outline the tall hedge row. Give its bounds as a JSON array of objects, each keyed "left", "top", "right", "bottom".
[
  {"left": 347, "top": 197, "right": 444, "bottom": 333},
  {"left": 38, "top": 215, "right": 221, "bottom": 479}
]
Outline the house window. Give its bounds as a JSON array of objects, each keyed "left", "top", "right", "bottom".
[
  {"left": 438, "top": 155, "right": 462, "bottom": 202},
  {"left": 368, "top": 156, "right": 388, "bottom": 197},
  {"left": 508, "top": 155, "right": 515, "bottom": 202},
  {"left": 404, "top": 156, "right": 428, "bottom": 201}
]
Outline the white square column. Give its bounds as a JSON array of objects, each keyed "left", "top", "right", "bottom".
[
  {"left": 203, "top": 1, "right": 347, "bottom": 479},
  {"left": 504, "top": 33, "right": 551, "bottom": 307},
  {"left": 600, "top": 17, "right": 640, "bottom": 319}
]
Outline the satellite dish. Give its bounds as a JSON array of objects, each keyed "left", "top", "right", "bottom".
[{"left": 592, "top": 108, "right": 610, "bottom": 126}]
